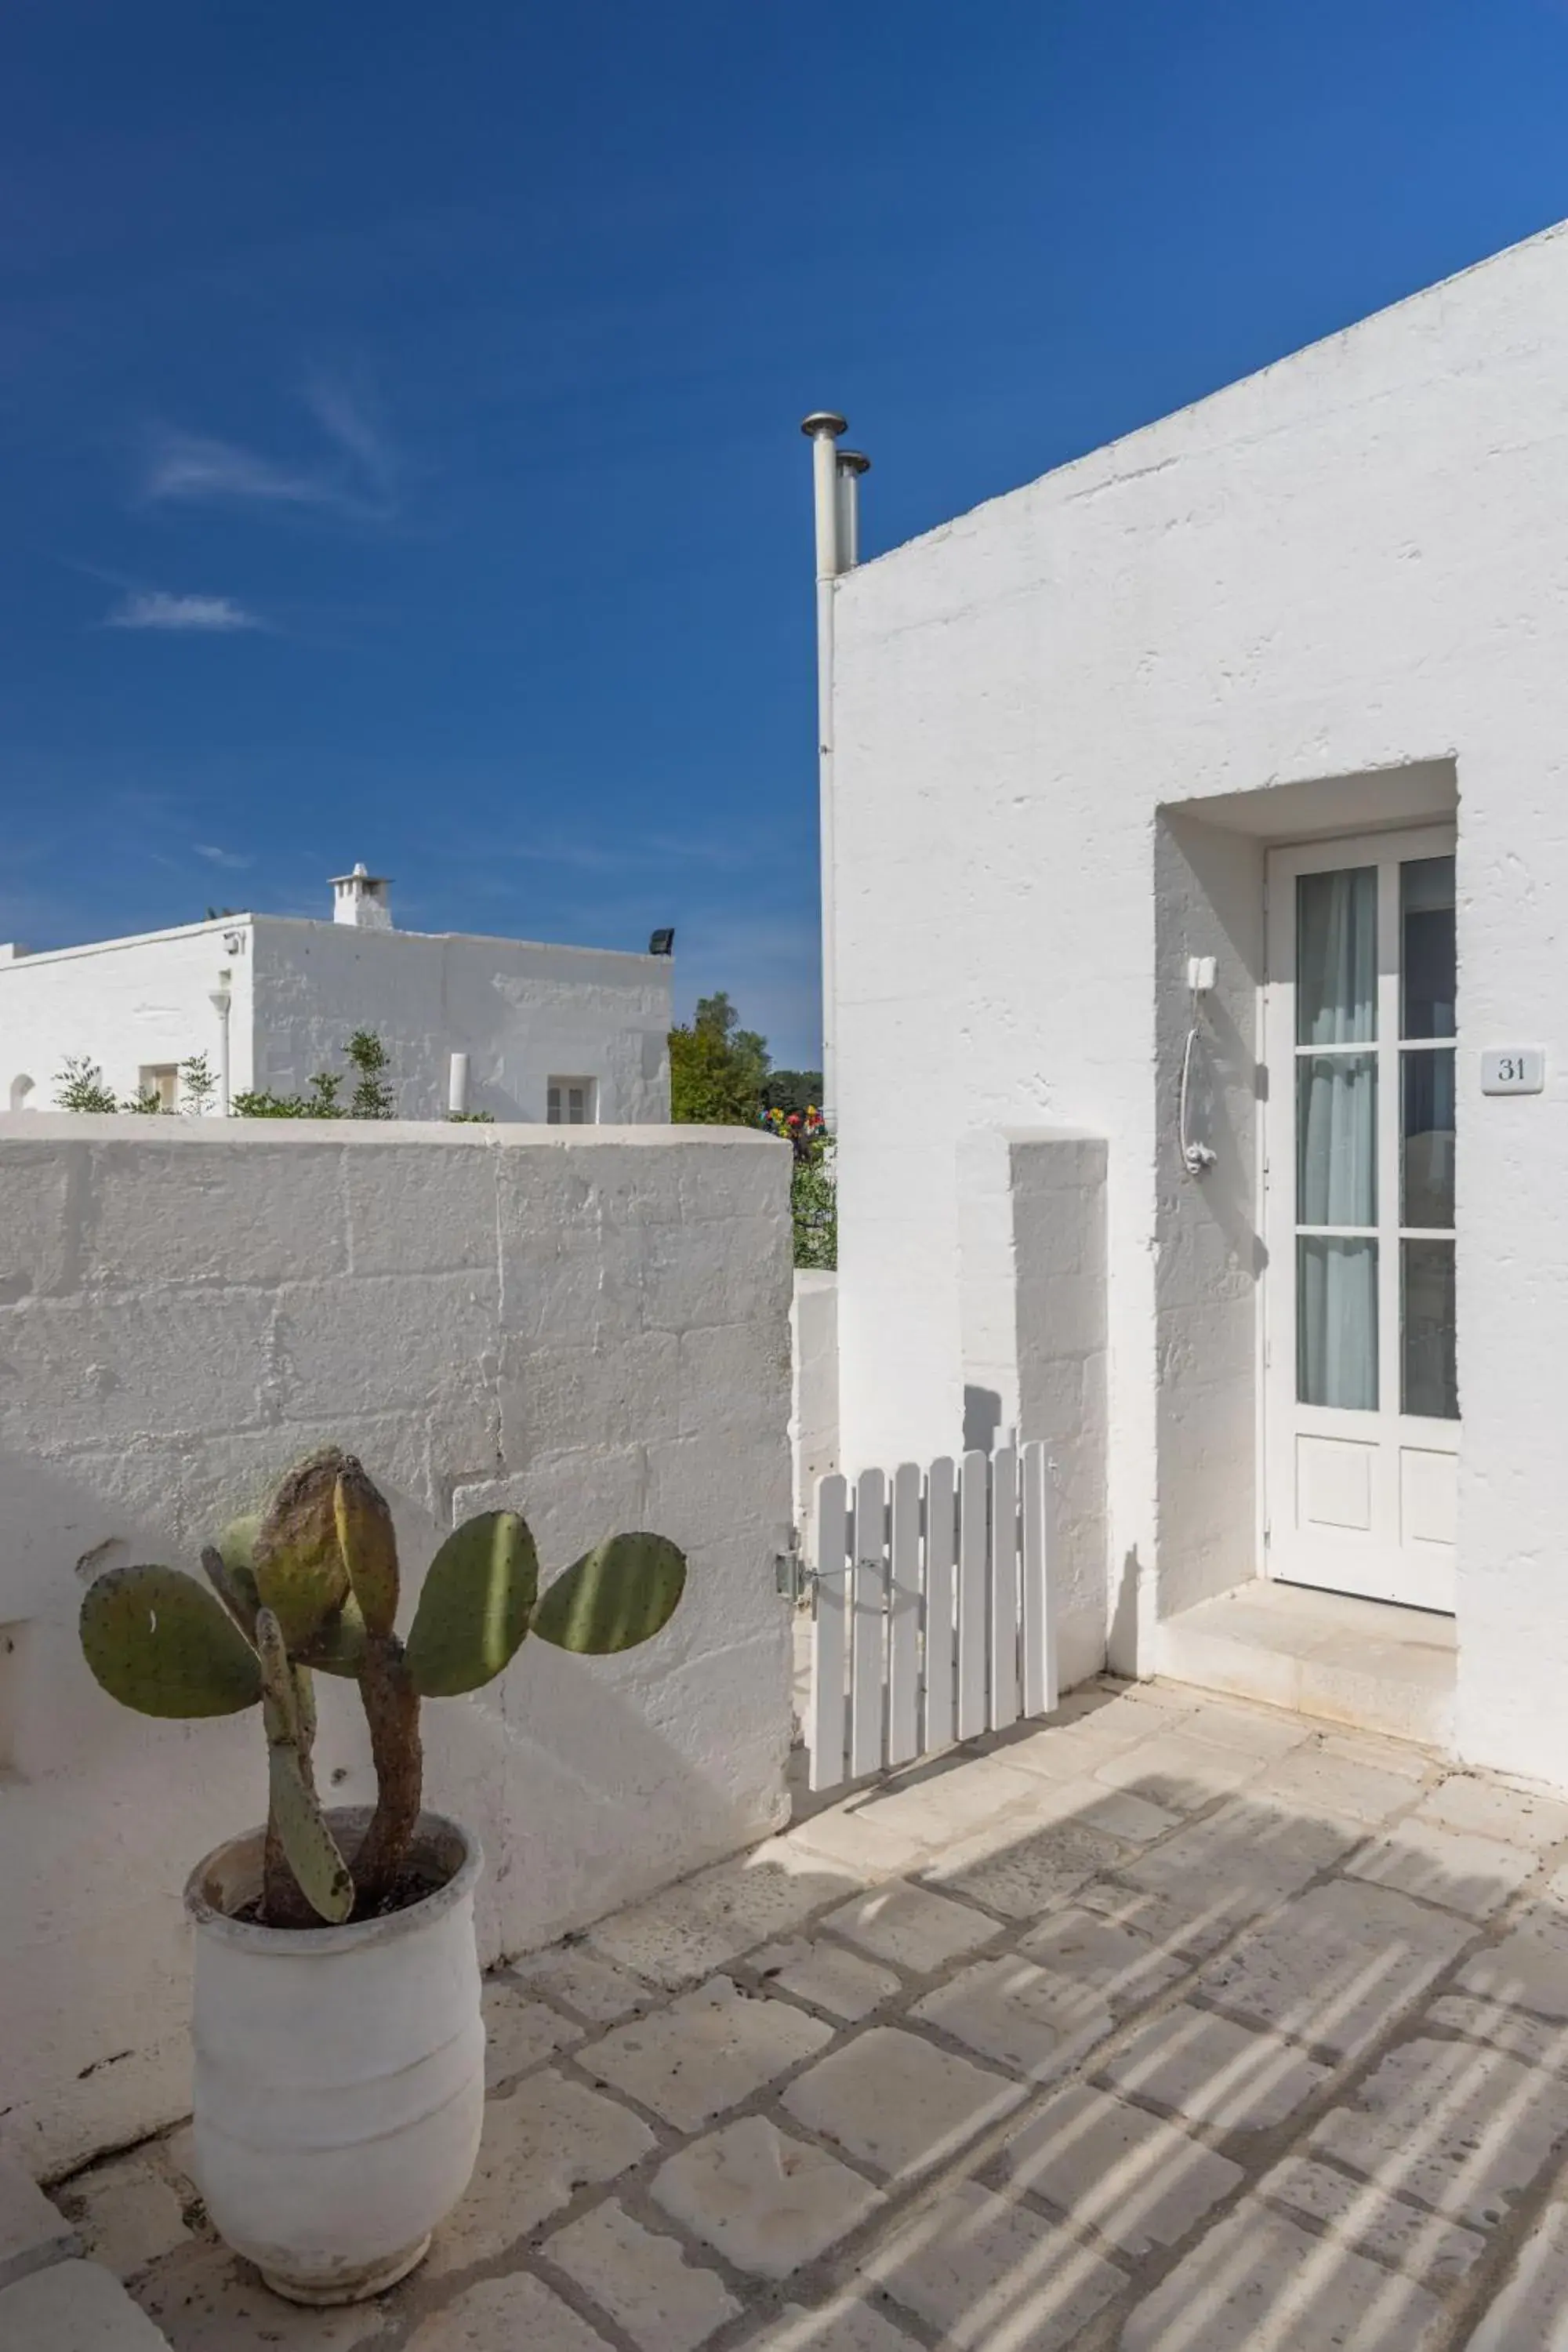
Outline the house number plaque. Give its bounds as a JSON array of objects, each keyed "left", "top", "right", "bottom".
[{"left": 1481, "top": 1048, "right": 1545, "bottom": 1094}]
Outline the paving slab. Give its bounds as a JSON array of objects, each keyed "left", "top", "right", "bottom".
[
  {"left": 1417, "top": 1774, "right": 1568, "bottom": 1849},
  {"left": 0, "top": 2150, "right": 81, "bottom": 2288},
  {"left": 481, "top": 1980, "right": 579, "bottom": 2085},
  {"left": 586, "top": 1842, "right": 866, "bottom": 1989},
  {"left": 1465, "top": 2198, "right": 1568, "bottom": 2350},
  {"left": 1312, "top": 2034, "right": 1568, "bottom": 2230},
  {"left": 734, "top": 2299, "right": 924, "bottom": 2351},
  {"left": 909, "top": 1954, "right": 1113, "bottom": 2082},
  {"left": 1015, "top": 1905, "right": 1187, "bottom": 2009},
  {"left": 1091, "top": 1731, "right": 1255, "bottom": 1812},
  {"left": 543, "top": 2199, "right": 739, "bottom": 2352},
  {"left": 1345, "top": 1817, "right": 1537, "bottom": 1922},
  {"left": 407, "top": 2272, "right": 612, "bottom": 2351},
  {"left": 577, "top": 1976, "right": 833, "bottom": 2132},
  {"left": 509, "top": 1945, "right": 656, "bottom": 2023},
  {"left": 652, "top": 2115, "right": 883, "bottom": 2279},
  {"left": 924, "top": 1819, "right": 1130, "bottom": 1920},
  {"left": 820, "top": 1881, "right": 1000, "bottom": 1973},
  {"left": 426, "top": 2068, "right": 654, "bottom": 2277},
  {"left": 1102, "top": 2002, "right": 1330, "bottom": 2134},
  {"left": 56, "top": 2152, "right": 191, "bottom": 2281},
  {"left": 1122, "top": 2202, "right": 1446, "bottom": 2350},
  {"left": 0, "top": 2259, "right": 172, "bottom": 2352},
  {"left": 1258, "top": 2154, "right": 1486, "bottom": 2285},
  {"left": 782, "top": 2025, "right": 1023, "bottom": 2180},
  {"left": 862, "top": 2177, "right": 1125, "bottom": 2352},
  {"left": 749, "top": 1937, "right": 902, "bottom": 2021},
  {"left": 1197, "top": 1878, "right": 1470, "bottom": 2060},
  {"left": 1457, "top": 1904, "right": 1568, "bottom": 2021},
  {"left": 1427, "top": 1991, "right": 1568, "bottom": 2069},
  {"left": 999, "top": 2082, "right": 1243, "bottom": 2256}
]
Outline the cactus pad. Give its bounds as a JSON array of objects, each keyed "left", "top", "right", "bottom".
[
  {"left": 252, "top": 1449, "right": 351, "bottom": 1650},
  {"left": 529, "top": 1532, "right": 687, "bottom": 1655},
  {"left": 80, "top": 1566, "right": 263, "bottom": 1718},
  {"left": 267, "top": 1743, "right": 354, "bottom": 1924},
  {"left": 404, "top": 1511, "right": 538, "bottom": 1697},
  {"left": 334, "top": 1458, "right": 400, "bottom": 1637}
]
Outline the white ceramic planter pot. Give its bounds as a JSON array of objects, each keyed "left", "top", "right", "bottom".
[{"left": 184, "top": 1809, "right": 485, "bottom": 2306}]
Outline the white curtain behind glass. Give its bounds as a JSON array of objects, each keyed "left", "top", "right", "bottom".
[{"left": 1297, "top": 868, "right": 1377, "bottom": 1411}]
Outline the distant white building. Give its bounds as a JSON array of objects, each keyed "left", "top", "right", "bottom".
[{"left": 0, "top": 863, "right": 672, "bottom": 1123}]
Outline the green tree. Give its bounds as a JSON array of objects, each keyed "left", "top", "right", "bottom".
[
  {"left": 669, "top": 992, "right": 770, "bottom": 1126},
  {"left": 760, "top": 1069, "right": 823, "bottom": 1120},
  {"left": 791, "top": 1138, "right": 837, "bottom": 1270},
  {"left": 180, "top": 1052, "right": 219, "bottom": 1115},
  {"left": 345, "top": 1029, "right": 395, "bottom": 1119},
  {"left": 55, "top": 1057, "right": 119, "bottom": 1113}
]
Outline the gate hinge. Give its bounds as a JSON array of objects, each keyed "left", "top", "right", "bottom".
[{"left": 775, "top": 1537, "right": 804, "bottom": 1603}]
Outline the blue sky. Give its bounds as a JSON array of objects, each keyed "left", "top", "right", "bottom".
[{"left": 2, "top": 1, "right": 1566, "bottom": 1066}]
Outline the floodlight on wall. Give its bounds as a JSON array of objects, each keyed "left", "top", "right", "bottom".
[{"left": 648, "top": 928, "right": 675, "bottom": 956}]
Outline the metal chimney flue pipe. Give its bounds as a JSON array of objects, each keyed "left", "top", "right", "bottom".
[
  {"left": 835, "top": 449, "right": 869, "bottom": 573},
  {"left": 800, "top": 412, "right": 852, "bottom": 1137}
]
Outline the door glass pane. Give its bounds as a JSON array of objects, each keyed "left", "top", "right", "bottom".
[
  {"left": 1402, "top": 1050, "right": 1455, "bottom": 1229},
  {"left": 1401, "top": 856, "right": 1456, "bottom": 1040},
  {"left": 1403, "top": 1239, "right": 1458, "bottom": 1418},
  {"left": 1298, "top": 1054, "right": 1377, "bottom": 1225},
  {"left": 1298, "top": 1236, "right": 1378, "bottom": 1410},
  {"left": 1298, "top": 867, "right": 1377, "bottom": 1044}
]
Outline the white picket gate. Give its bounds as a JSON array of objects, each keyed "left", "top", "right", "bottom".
[{"left": 804, "top": 1439, "right": 1057, "bottom": 1795}]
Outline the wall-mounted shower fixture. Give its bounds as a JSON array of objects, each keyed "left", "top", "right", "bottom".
[{"left": 1178, "top": 956, "right": 1218, "bottom": 1178}]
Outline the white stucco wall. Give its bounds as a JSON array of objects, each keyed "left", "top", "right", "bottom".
[
  {"left": 831, "top": 216, "right": 1568, "bottom": 1790},
  {"left": 0, "top": 1116, "right": 792, "bottom": 2178},
  {"left": 0, "top": 916, "right": 670, "bottom": 1123},
  {"left": 0, "top": 920, "right": 256, "bottom": 1111},
  {"left": 249, "top": 920, "right": 671, "bottom": 1121}
]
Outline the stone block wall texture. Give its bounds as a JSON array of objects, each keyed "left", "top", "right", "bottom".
[{"left": 0, "top": 1115, "right": 794, "bottom": 2180}]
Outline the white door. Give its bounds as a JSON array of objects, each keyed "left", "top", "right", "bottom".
[{"left": 1263, "top": 826, "right": 1458, "bottom": 1612}]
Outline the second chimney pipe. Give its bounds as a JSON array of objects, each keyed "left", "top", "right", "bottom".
[{"left": 800, "top": 412, "right": 848, "bottom": 1135}]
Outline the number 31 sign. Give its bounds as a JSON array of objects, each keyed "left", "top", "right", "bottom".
[{"left": 1481, "top": 1049, "right": 1545, "bottom": 1094}]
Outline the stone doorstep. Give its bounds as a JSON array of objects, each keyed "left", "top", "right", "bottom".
[{"left": 0, "top": 2256, "right": 172, "bottom": 2350}]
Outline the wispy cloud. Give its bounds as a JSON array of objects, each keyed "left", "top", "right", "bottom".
[
  {"left": 193, "top": 844, "right": 253, "bottom": 870},
  {"left": 105, "top": 588, "right": 263, "bottom": 632},
  {"left": 139, "top": 377, "right": 400, "bottom": 523}
]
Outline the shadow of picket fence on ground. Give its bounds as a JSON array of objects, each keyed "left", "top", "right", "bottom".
[{"left": 54, "top": 1675, "right": 1568, "bottom": 2352}]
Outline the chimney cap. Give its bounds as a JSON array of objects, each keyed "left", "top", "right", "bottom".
[
  {"left": 800, "top": 411, "right": 848, "bottom": 440},
  {"left": 837, "top": 448, "right": 870, "bottom": 476},
  {"left": 329, "top": 859, "right": 392, "bottom": 887}
]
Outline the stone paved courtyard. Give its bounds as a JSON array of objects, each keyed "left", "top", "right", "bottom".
[{"left": 38, "top": 1675, "right": 1568, "bottom": 2350}]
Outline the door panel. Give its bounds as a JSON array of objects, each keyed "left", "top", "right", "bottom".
[{"left": 1264, "top": 826, "right": 1458, "bottom": 1612}]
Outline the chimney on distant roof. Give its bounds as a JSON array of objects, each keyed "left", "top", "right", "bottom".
[{"left": 331, "top": 861, "right": 393, "bottom": 930}]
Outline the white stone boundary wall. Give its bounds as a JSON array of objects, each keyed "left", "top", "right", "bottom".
[
  {"left": 789, "top": 1270, "right": 839, "bottom": 1534},
  {"left": 0, "top": 1115, "right": 794, "bottom": 2180}
]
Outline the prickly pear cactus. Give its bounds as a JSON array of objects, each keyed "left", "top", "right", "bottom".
[{"left": 78, "top": 1449, "right": 691, "bottom": 1930}]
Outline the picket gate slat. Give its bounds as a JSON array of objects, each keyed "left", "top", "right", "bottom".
[
  {"left": 923, "top": 1455, "right": 957, "bottom": 1751},
  {"left": 804, "top": 1443, "right": 1059, "bottom": 1796},
  {"left": 1020, "top": 1441, "right": 1056, "bottom": 1717},
  {"left": 956, "top": 1450, "right": 990, "bottom": 1742},
  {"left": 989, "top": 1439, "right": 1020, "bottom": 1730},
  {"left": 808, "top": 1474, "right": 849, "bottom": 1792},
  {"left": 849, "top": 1468, "right": 887, "bottom": 1778},
  {"left": 886, "top": 1463, "right": 922, "bottom": 1767}
]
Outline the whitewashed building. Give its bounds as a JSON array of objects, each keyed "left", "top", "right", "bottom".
[
  {"left": 0, "top": 864, "right": 672, "bottom": 1123},
  {"left": 812, "top": 216, "right": 1568, "bottom": 1792}
]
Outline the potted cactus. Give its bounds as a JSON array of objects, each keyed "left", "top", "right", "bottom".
[{"left": 78, "top": 1448, "right": 686, "bottom": 2307}]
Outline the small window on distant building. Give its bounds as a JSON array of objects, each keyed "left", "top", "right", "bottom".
[
  {"left": 546, "top": 1078, "right": 597, "bottom": 1126},
  {"left": 140, "top": 1065, "right": 179, "bottom": 1112}
]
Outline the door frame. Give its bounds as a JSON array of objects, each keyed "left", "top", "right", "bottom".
[{"left": 1260, "top": 821, "right": 1459, "bottom": 1611}]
